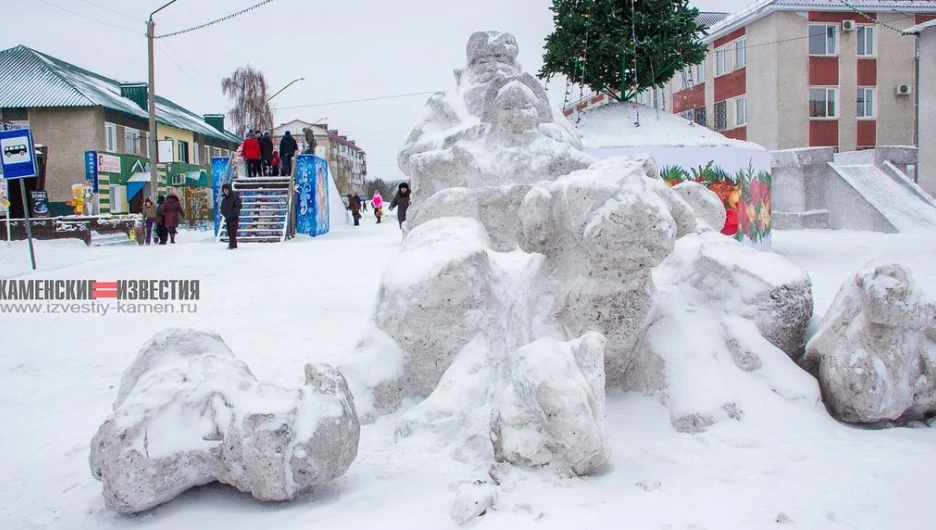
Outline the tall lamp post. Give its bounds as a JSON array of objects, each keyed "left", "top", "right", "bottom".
[
  {"left": 147, "top": 0, "right": 179, "bottom": 195},
  {"left": 267, "top": 77, "right": 305, "bottom": 103}
]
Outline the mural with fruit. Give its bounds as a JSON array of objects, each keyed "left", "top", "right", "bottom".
[{"left": 661, "top": 161, "right": 771, "bottom": 245}]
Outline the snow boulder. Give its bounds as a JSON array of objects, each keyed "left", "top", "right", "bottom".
[
  {"left": 90, "top": 329, "right": 359, "bottom": 514},
  {"left": 673, "top": 181, "right": 726, "bottom": 230},
  {"left": 371, "top": 217, "right": 499, "bottom": 409},
  {"left": 624, "top": 230, "right": 820, "bottom": 432},
  {"left": 803, "top": 262, "right": 936, "bottom": 424},
  {"left": 492, "top": 333, "right": 609, "bottom": 475}
]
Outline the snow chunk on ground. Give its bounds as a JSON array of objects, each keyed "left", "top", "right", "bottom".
[
  {"left": 803, "top": 262, "right": 936, "bottom": 424},
  {"left": 89, "top": 329, "right": 360, "bottom": 513}
]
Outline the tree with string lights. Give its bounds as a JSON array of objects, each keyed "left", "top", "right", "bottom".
[
  {"left": 221, "top": 66, "right": 274, "bottom": 137},
  {"left": 539, "top": 0, "right": 708, "bottom": 102}
]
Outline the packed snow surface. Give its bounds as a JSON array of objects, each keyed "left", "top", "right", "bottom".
[
  {"left": 573, "top": 102, "right": 767, "bottom": 150},
  {"left": 2, "top": 224, "right": 936, "bottom": 529}
]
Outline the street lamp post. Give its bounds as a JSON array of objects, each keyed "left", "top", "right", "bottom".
[
  {"left": 147, "top": 0, "right": 179, "bottom": 196},
  {"left": 267, "top": 77, "right": 305, "bottom": 103}
]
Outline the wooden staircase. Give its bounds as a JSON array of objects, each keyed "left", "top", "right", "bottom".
[{"left": 217, "top": 177, "right": 292, "bottom": 243}]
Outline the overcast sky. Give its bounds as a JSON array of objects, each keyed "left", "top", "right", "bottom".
[{"left": 2, "top": 0, "right": 753, "bottom": 181}]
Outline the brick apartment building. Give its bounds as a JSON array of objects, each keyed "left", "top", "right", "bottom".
[{"left": 566, "top": 1, "right": 936, "bottom": 153}]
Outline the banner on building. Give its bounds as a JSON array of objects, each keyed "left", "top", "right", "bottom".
[
  {"left": 211, "top": 157, "right": 233, "bottom": 236},
  {"left": 295, "top": 155, "right": 330, "bottom": 237},
  {"left": 97, "top": 153, "right": 121, "bottom": 174}
]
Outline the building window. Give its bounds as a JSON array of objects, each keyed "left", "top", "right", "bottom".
[
  {"left": 857, "top": 25, "right": 876, "bottom": 56},
  {"left": 809, "top": 88, "right": 838, "bottom": 118},
  {"left": 736, "top": 97, "right": 747, "bottom": 126},
  {"left": 693, "top": 106, "right": 707, "bottom": 127},
  {"left": 809, "top": 25, "right": 837, "bottom": 56},
  {"left": 716, "top": 48, "right": 727, "bottom": 76},
  {"left": 178, "top": 140, "right": 189, "bottom": 163},
  {"left": 105, "top": 123, "right": 117, "bottom": 152},
  {"left": 714, "top": 100, "right": 727, "bottom": 130},
  {"left": 735, "top": 39, "right": 746, "bottom": 69},
  {"left": 857, "top": 87, "right": 875, "bottom": 118},
  {"left": 696, "top": 62, "right": 705, "bottom": 83},
  {"left": 193, "top": 142, "right": 200, "bottom": 165},
  {"left": 124, "top": 128, "right": 140, "bottom": 155}
]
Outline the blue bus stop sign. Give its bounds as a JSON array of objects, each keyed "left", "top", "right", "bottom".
[
  {"left": 0, "top": 128, "right": 38, "bottom": 180},
  {"left": 0, "top": 127, "right": 38, "bottom": 270}
]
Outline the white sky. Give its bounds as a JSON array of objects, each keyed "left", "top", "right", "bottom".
[{"left": 1, "top": 0, "right": 753, "bottom": 181}]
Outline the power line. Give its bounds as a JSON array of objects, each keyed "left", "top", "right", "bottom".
[
  {"left": 156, "top": 0, "right": 278, "bottom": 39},
  {"left": 836, "top": 0, "right": 906, "bottom": 34},
  {"left": 160, "top": 41, "right": 219, "bottom": 92},
  {"left": 277, "top": 91, "right": 439, "bottom": 110},
  {"left": 37, "top": 0, "right": 141, "bottom": 34},
  {"left": 154, "top": 43, "right": 219, "bottom": 98},
  {"left": 75, "top": 0, "right": 141, "bottom": 21}
]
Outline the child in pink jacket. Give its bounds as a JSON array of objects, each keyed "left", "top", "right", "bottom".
[{"left": 371, "top": 192, "right": 384, "bottom": 223}]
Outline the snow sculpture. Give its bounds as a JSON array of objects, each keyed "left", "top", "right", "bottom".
[
  {"left": 803, "top": 263, "right": 936, "bottom": 424},
  {"left": 344, "top": 34, "right": 819, "bottom": 519},
  {"left": 399, "top": 30, "right": 584, "bottom": 200},
  {"left": 90, "top": 329, "right": 360, "bottom": 514},
  {"left": 627, "top": 230, "right": 819, "bottom": 431}
]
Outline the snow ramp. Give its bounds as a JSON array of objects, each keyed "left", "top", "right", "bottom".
[{"left": 828, "top": 159, "right": 936, "bottom": 233}]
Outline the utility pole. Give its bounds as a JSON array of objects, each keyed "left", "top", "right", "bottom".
[{"left": 147, "top": 0, "right": 179, "bottom": 196}]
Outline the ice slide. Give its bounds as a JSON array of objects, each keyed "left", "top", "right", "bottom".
[{"left": 829, "top": 159, "right": 936, "bottom": 233}]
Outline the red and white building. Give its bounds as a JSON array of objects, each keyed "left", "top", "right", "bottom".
[{"left": 565, "top": 1, "right": 936, "bottom": 153}]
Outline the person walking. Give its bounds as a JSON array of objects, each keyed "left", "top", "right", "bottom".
[
  {"left": 141, "top": 197, "right": 157, "bottom": 245},
  {"left": 220, "top": 183, "right": 242, "bottom": 250},
  {"left": 271, "top": 151, "right": 281, "bottom": 176},
  {"left": 242, "top": 130, "right": 261, "bottom": 178},
  {"left": 347, "top": 193, "right": 362, "bottom": 226},
  {"left": 279, "top": 131, "right": 298, "bottom": 176},
  {"left": 389, "top": 182, "right": 411, "bottom": 229},
  {"left": 161, "top": 193, "right": 184, "bottom": 244},
  {"left": 260, "top": 132, "right": 275, "bottom": 176},
  {"left": 371, "top": 191, "right": 384, "bottom": 223},
  {"left": 155, "top": 195, "right": 168, "bottom": 245}
]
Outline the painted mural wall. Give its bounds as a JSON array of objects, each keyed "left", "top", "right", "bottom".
[{"left": 586, "top": 145, "right": 773, "bottom": 248}]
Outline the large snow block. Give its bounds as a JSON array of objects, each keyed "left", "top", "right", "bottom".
[
  {"left": 491, "top": 333, "right": 609, "bottom": 475},
  {"left": 90, "top": 329, "right": 360, "bottom": 514},
  {"left": 373, "top": 218, "right": 497, "bottom": 407},
  {"left": 625, "top": 230, "right": 820, "bottom": 432},
  {"left": 803, "top": 263, "right": 936, "bottom": 424}
]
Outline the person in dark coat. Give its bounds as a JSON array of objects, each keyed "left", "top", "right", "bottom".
[
  {"left": 241, "top": 131, "right": 261, "bottom": 178},
  {"left": 260, "top": 132, "right": 275, "bottom": 175},
  {"left": 220, "top": 183, "right": 242, "bottom": 249},
  {"left": 161, "top": 193, "right": 184, "bottom": 244},
  {"left": 279, "top": 131, "right": 298, "bottom": 176},
  {"left": 347, "top": 193, "right": 362, "bottom": 226},
  {"left": 155, "top": 195, "right": 168, "bottom": 245},
  {"left": 389, "top": 182, "right": 411, "bottom": 229}
]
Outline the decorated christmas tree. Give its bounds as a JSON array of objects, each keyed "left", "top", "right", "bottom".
[{"left": 540, "top": 0, "right": 708, "bottom": 102}]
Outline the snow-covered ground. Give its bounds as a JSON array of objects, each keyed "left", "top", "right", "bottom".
[{"left": 2, "top": 221, "right": 936, "bottom": 530}]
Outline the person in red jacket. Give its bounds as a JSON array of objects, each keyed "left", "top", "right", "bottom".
[
  {"left": 271, "top": 150, "right": 281, "bottom": 176},
  {"left": 241, "top": 130, "right": 261, "bottom": 178}
]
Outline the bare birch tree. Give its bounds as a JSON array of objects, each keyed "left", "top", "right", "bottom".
[{"left": 221, "top": 66, "right": 274, "bottom": 137}]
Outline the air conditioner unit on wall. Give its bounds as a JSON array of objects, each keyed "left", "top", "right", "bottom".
[
  {"left": 897, "top": 84, "right": 912, "bottom": 96},
  {"left": 171, "top": 174, "right": 184, "bottom": 185},
  {"left": 842, "top": 20, "right": 856, "bottom": 31}
]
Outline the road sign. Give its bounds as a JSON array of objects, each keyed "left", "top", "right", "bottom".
[{"left": 0, "top": 128, "right": 38, "bottom": 180}]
